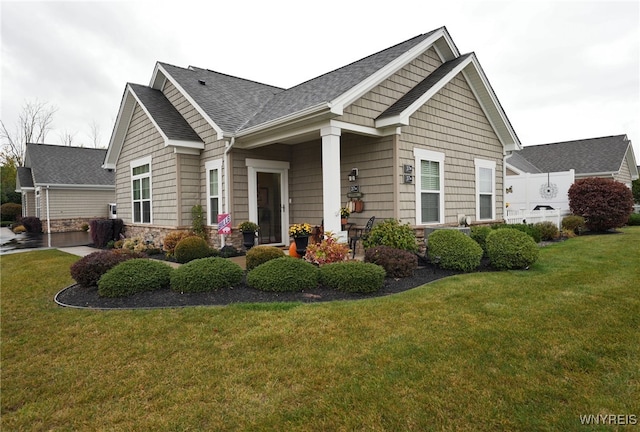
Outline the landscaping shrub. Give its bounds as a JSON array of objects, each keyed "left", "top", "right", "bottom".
[
  {"left": 562, "top": 215, "right": 586, "bottom": 234},
  {"left": 89, "top": 218, "right": 121, "bottom": 248},
  {"left": 491, "top": 223, "right": 541, "bottom": 243},
  {"left": 247, "top": 257, "right": 318, "bottom": 292},
  {"left": 364, "top": 245, "right": 417, "bottom": 278},
  {"left": 97, "top": 259, "right": 172, "bottom": 297},
  {"left": 245, "top": 246, "right": 285, "bottom": 271},
  {"left": 319, "top": 261, "right": 385, "bottom": 293},
  {"left": 174, "top": 236, "right": 213, "bottom": 264},
  {"left": 627, "top": 213, "right": 640, "bottom": 226},
  {"left": 569, "top": 177, "right": 634, "bottom": 231},
  {"left": 163, "top": 231, "right": 197, "bottom": 257},
  {"left": 1, "top": 203, "right": 22, "bottom": 221},
  {"left": 304, "top": 232, "right": 350, "bottom": 266},
  {"left": 427, "top": 229, "right": 483, "bottom": 272},
  {"left": 486, "top": 228, "right": 539, "bottom": 270},
  {"left": 534, "top": 221, "right": 559, "bottom": 241},
  {"left": 171, "top": 257, "right": 243, "bottom": 293},
  {"left": 470, "top": 226, "right": 492, "bottom": 255},
  {"left": 19, "top": 216, "right": 42, "bottom": 233},
  {"left": 70, "top": 249, "right": 144, "bottom": 287},
  {"left": 362, "top": 219, "right": 418, "bottom": 252},
  {"left": 12, "top": 225, "right": 26, "bottom": 233},
  {"left": 219, "top": 245, "right": 240, "bottom": 258}
]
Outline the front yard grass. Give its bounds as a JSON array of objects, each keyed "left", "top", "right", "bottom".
[{"left": 2, "top": 227, "right": 639, "bottom": 431}]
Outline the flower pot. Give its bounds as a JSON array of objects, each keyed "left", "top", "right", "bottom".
[
  {"left": 293, "top": 235, "right": 309, "bottom": 256},
  {"left": 242, "top": 231, "right": 256, "bottom": 250}
]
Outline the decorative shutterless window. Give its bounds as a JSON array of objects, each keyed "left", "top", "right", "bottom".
[
  {"left": 131, "top": 156, "right": 152, "bottom": 224},
  {"left": 205, "top": 159, "right": 222, "bottom": 226},
  {"left": 35, "top": 188, "right": 41, "bottom": 219},
  {"left": 475, "top": 158, "right": 496, "bottom": 221},
  {"left": 414, "top": 148, "right": 445, "bottom": 224}
]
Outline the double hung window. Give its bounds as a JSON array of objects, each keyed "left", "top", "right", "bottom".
[{"left": 131, "top": 156, "right": 152, "bottom": 224}]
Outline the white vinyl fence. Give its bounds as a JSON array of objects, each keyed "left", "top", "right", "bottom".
[{"left": 504, "top": 208, "right": 570, "bottom": 229}]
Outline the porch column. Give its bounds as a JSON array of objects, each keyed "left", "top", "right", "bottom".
[{"left": 320, "top": 126, "right": 343, "bottom": 239}]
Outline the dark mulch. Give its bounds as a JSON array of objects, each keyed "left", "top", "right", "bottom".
[{"left": 55, "top": 261, "right": 492, "bottom": 310}]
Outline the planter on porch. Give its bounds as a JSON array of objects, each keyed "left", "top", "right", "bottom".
[{"left": 293, "top": 235, "right": 309, "bottom": 257}]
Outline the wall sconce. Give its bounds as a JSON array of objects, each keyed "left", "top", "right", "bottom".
[{"left": 348, "top": 168, "right": 358, "bottom": 182}]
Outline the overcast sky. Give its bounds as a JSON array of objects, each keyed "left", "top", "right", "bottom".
[{"left": 1, "top": 0, "right": 639, "bottom": 159}]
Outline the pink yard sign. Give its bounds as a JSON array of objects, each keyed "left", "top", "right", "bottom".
[{"left": 217, "top": 213, "right": 231, "bottom": 235}]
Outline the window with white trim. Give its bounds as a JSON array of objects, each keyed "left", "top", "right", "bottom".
[
  {"left": 414, "top": 148, "right": 445, "bottom": 224},
  {"left": 131, "top": 156, "right": 152, "bottom": 224},
  {"left": 205, "top": 159, "right": 222, "bottom": 226},
  {"left": 475, "top": 158, "right": 496, "bottom": 221},
  {"left": 35, "top": 188, "right": 41, "bottom": 219}
]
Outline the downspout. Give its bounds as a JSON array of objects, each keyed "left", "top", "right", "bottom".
[
  {"left": 222, "top": 137, "right": 236, "bottom": 247},
  {"left": 46, "top": 185, "right": 51, "bottom": 246}
]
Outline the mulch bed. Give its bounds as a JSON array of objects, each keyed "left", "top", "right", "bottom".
[{"left": 55, "top": 262, "right": 488, "bottom": 310}]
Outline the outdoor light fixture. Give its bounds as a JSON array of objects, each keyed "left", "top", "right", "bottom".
[{"left": 348, "top": 168, "right": 358, "bottom": 182}]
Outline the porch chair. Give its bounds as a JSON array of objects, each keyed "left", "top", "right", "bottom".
[{"left": 349, "top": 216, "right": 375, "bottom": 258}]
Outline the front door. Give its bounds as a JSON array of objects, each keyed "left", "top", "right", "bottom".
[{"left": 246, "top": 159, "right": 289, "bottom": 246}]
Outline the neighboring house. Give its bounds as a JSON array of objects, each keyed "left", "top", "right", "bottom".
[
  {"left": 507, "top": 135, "right": 638, "bottom": 186},
  {"left": 16, "top": 143, "right": 115, "bottom": 233},
  {"left": 104, "top": 27, "right": 521, "bottom": 248}
]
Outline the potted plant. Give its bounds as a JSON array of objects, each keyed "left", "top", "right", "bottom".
[
  {"left": 238, "top": 221, "right": 259, "bottom": 250},
  {"left": 289, "top": 222, "right": 313, "bottom": 256},
  {"left": 340, "top": 207, "right": 351, "bottom": 228}
]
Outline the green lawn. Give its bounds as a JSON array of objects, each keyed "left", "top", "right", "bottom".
[{"left": 2, "top": 228, "right": 639, "bottom": 431}]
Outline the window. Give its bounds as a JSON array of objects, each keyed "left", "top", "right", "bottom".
[
  {"left": 35, "top": 188, "right": 41, "bottom": 219},
  {"left": 414, "top": 148, "right": 445, "bottom": 224},
  {"left": 205, "top": 159, "right": 222, "bottom": 226},
  {"left": 131, "top": 156, "right": 152, "bottom": 224},
  {"left": 475, "top": 158, "right": 496, "bottom": 221}
]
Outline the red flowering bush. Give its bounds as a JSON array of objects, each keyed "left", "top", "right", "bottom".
[
  {"left": 303, "top": 232, "right": 350, "bottom": 266},
  {"left": 568, "top": 177, "right": 634, "bottom": 231}
]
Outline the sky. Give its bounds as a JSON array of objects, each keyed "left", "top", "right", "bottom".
[{"left": 1, "top": 0, "right": 639, "bottom": 160}]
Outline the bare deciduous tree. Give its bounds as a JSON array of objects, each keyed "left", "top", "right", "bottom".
[
  {"left": 58, "top": 129, "right": 77, "bottom": 147},
  {"left": 88, "top": 120, "right": 102, "bottom": 148},
  {"left": 0, "top": 100, "right": 57, "bottom": 166}
]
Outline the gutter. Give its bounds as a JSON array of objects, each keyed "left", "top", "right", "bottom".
[{"left": 45, "top": 185, "right": 51, "bottom": 236}]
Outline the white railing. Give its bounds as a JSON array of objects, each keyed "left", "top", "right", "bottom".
[{"left": 504, "top": 208, "right": 569, "bottom": 228}]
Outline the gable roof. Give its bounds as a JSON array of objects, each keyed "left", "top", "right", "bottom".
[
  {"left": 23, "top": 143, "right": 114, "bottom": 188},
  {"left": 514, "top": 135, "right": 638, "bottom": 178},
  {"left": 106, "top": 27, "right": 521, "bottom": 166},
  {"left": 16, "top": 167, "right": 34, "bottom": 190}
]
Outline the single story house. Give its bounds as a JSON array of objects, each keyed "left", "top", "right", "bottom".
[
  {"left": 16, "top": 143, "right": 115, "bottom": 233},
  {"left": 103, "top": 26, "right": 521, "bottom": 248}
]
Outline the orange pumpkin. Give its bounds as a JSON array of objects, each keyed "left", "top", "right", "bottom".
[{"left": 289, "top": 242, "right": 300, "bottom": 258}]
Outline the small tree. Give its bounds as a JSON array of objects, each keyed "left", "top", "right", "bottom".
[{"left": 568, "top": 177, "right": 634, "bottom": 231}]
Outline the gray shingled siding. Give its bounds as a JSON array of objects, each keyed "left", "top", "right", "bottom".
[
  {"left": 179, "top": 154, "right": 201, "bottom": 225},
  {"left": 46, "top": 189, "right": 113, "bottom": 219},
  {"left": 290, "top": 141, "right": 323, "bottom": 224},
  {"left": 398, "top": 72, "right": 504, "bottom": 224},
  {"left": 339, "top": 48, "right": 443, "bottom": 127},
  {"left": 116, "top": 104, "right": 177, "bottom": 227}
]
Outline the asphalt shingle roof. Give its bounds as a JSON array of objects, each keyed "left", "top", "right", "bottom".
[
  {"left": 25, "top": 143, "right": 115, "bottom": 186},
  {"left": 506, "top": 151, "right": 542, "bottom": 173},
  {"left": 128, "top": 84, "right": 202, "bottom": 142},
  {"left": 377, "top": 53, "right": 472, "bottom": 120},
  {"left": 516, "top": 135, "right": 631, "bottom": 175},
  {"left": 16, "top": 167, "right": 34, "bottom": 188},
  {"left": 156, "top": 29, "right": 441, "bottom": 133}
]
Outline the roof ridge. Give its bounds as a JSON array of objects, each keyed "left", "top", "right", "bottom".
[
  {"left": 160, "top": 62, "right": 285, "bottom": 91},
  {"left": 27, "top": 142, "right": 106, "bottom": 151},
  {"left": 528, "top": 134, "right": 628, "bottom": 147}
]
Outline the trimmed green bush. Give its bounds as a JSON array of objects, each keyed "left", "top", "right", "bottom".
[
  {"left": 98, "top": 259, "right": 172, "bottom": 297},
  {"left": 470, "top": 226, "right": 492, "bottom": 255},
  {"left": 171, "top": 257, "right": 243, "bottom": 293},
  {"left": 174, "top": 236, "right": 213, "bottom": 264},
  {"left": 534, "top": 221, "right": 559, "bottom": 241},
  {"left": 486, "top": 228, "right": 539, "bottom": 270},
  {"left": 427, "top": 229, "right": 483, "bottom": 272},
  {"left": 364, "top": 245, "right": 417, "bottom": 278},
  {"left": 562, "top": 215, "right": 586, "bottom": 234},
  {"left": 319, "top": 261, "right": 385, "bottom": 293},
  {"left": 362, "top": 219, "right": 418, "bottom": 252},
  {"left": 70, "top": 249, "right": 144, "bottom": 287},
  {"left": 245, "top": 246, "right": 285, "bottom": 271},
  {"left": 628, "top": 213, "right": 640, "bottom": 226},
  {"left": 247, "top": 257, "right": 318, "bottom": 292},
  {"left": 491, "top": 223, "right": 542, "bottom": 243}
]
